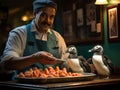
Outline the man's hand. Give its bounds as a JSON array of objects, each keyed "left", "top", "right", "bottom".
[{"left": 32, "top": 51, "right": 58, "bottom": 65}]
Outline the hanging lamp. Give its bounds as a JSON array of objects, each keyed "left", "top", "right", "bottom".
[
  {"left": 110, "top": 0, "right": 120, "bottom": 4},
  {"left": 95, "top": 0, "right": 108, "bottom": 5}
]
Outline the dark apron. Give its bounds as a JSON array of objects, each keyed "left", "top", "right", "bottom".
[{"left": 13, "top": 22, "right": 60, "bottom": 79}]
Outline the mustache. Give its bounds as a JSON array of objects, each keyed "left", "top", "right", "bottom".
[{"left": 41, "top": 21, "right": 51, "bottom": 26}]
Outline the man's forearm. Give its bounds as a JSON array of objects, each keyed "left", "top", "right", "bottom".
[{"left": 3, "top": 55, "right": 37, "bottom": 71}]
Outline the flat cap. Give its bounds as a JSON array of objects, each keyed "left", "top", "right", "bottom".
[{"left": 33, "top": 0, "right": 57, "bottom": 12}]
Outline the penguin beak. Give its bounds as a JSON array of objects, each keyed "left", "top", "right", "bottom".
[{"left": 88, "top": 48, "right": 93, "bottom": 52}]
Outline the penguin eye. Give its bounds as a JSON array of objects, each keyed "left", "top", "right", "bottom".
[
  {"left": 73, "top": 49, "right": 75, "bottom": 51},
  {"left": 97, "top": 46, "right": 100, "bottom": 49},
  {"left": 69, "top": 48, "right": 72, "bottom": 51}
]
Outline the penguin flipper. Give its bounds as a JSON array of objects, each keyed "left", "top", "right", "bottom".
[
  {"left": 78, "top": 56, "right": 91, "bottom": 73},
  {"left": 102, "top": 55, "right": 115, "bottom": 74}
]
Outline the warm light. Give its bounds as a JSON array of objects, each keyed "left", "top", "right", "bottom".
[
  {"left": 95, "top": 0, "right": 108, "bottom": 5},
  {"left": 21, "top": 15, "right": 29, "bottom": 21},
  {"left": 110, "top": 0, "right": 120, "bottom": 4},
  {"left": 21, "top": 11, "right": 33, "bottom": 22}
]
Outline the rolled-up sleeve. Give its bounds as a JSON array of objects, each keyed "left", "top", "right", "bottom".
[{"left": 1, "top": 26, "right": 27, "bottom": 62}]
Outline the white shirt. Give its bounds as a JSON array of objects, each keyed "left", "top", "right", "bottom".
[{"left": 1, "top": 20, "right": 69, "bottom": 62}]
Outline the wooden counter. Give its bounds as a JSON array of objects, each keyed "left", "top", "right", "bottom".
[{"left": 0, "top": 75, "right": 120, "bottom": 90}]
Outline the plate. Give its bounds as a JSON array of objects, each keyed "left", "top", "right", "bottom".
[
  {"left": 57, "top": 59, "right": 66, "bottom": 62},
  {"left": 15, "top": 73, "right": 96, "bottom": 84}
]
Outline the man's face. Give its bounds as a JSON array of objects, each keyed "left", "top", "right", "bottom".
[{"left": 34, "top": 7, "right": 56, "bottom": 33}]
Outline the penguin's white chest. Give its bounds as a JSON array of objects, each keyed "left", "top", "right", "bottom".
[
  {"left": 92, "top": 55, "right": 110, "bottom": 76},
  {"left": 66, "top": 58, "right": 84, "bottom": 73}
]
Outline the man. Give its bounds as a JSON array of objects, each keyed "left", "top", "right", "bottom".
[{"left": 0, "top": 0, "right": 69, "bottom": 79}]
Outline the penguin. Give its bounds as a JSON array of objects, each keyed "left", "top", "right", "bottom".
[
  {"left": 64, "top": 45, "right": 84, "bottom": 73},
  {"left": 65, "top": 45, "right": 78, "bottom": 58},
  {"left": 88, "top": 45, "right": 111, "bottom": 78},
  {"left": 65, "top": 45, "right": 91, "bottom": 73}
]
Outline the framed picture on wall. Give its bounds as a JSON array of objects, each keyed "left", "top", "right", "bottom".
[
  {"left": 107, "top": 5, "right": 120, "bottom": 42},
  {"left": 62, "top": 10, "right": 77, "bottom": 44},
  {"left": 86, "top": 3, "right": 96, "bottom": 26},
  {"left": 76, "top": 8, "right": 84, "bottom": 26}
]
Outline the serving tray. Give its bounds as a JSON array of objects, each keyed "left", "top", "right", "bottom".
[{"left": 15, "top": 73, "right": 96, "bottom": 84}]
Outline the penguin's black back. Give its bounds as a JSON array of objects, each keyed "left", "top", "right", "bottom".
[{"left": 102, "top": 55, "right": 115, "bottom": 74}]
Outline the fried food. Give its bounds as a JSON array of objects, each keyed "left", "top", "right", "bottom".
[{"left": 17, "top": 66, "right": 83, "bottom": 78}]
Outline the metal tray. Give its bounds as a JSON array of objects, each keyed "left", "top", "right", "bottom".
[{"left": 15, "top": 73, "right": 96, "bottom": 84}]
